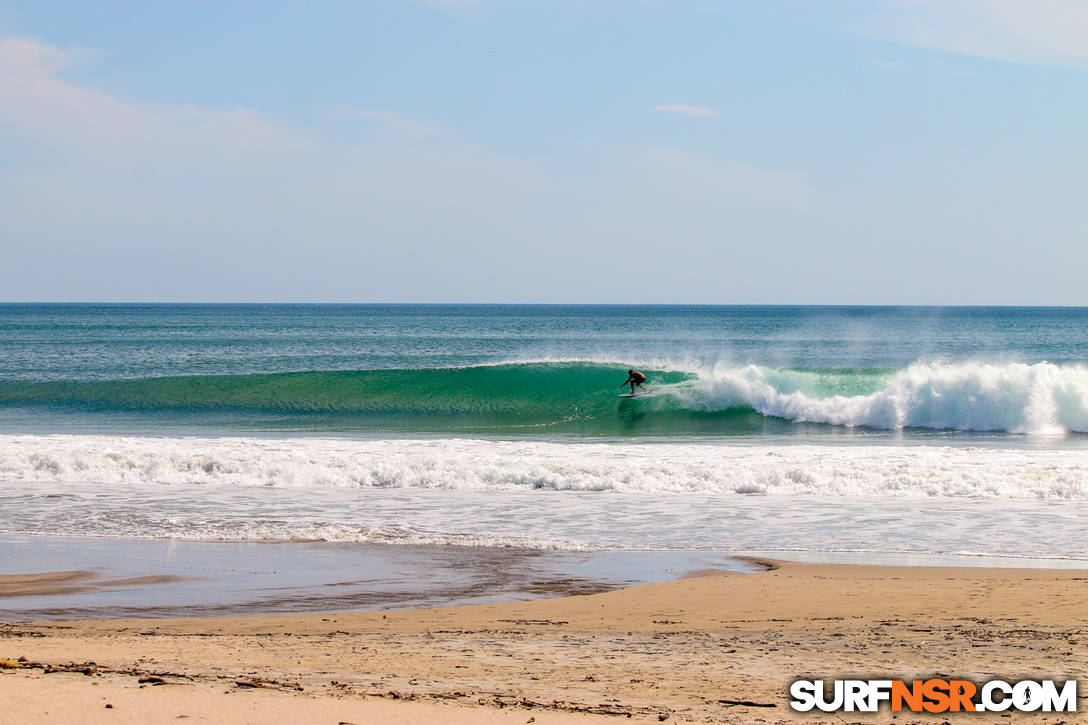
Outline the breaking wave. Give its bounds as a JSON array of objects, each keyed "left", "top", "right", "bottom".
[{"left": 1, "top": 360, "right": 1086, "bottom": 434}]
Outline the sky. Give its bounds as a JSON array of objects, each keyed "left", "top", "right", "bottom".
[{"left": 1, "top": 0, "right": 1085, "bottom": 304}]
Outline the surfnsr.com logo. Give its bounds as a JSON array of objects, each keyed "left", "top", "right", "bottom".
[{"left": 789, "top": 678, "right": 1078, "bottom": 713}]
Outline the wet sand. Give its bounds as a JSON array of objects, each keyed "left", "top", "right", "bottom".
[
  {"left": 0, "top": 571, "right": 191, "bottom": 599},
  {"left": 3, "top": 559, "right": 1087, "bottom": 723},
  {"left": 0, "top": 534, "right": 758, "bottom": 619}
]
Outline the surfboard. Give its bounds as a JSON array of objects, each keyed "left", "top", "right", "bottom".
[{"left": 617, "top": 392, "right": 649, "bottom": 398}]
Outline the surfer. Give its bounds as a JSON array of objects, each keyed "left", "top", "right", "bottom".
[{"left": 621, "top": 369, "right": 647, "bottom": 394}]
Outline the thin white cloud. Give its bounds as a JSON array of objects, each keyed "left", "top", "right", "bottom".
[
  {"left": 651, "top": 104, "right": 721, "bottom": 118},
  {"left": 624, "top": 146, "right": 811, "bottom": 211},
  {"left": 864, "top": 57, "right": 911, "bottom": 72},
  {"left": 339, "top": 108, "right": 442, "bottom": 136},
  {"left": 853, "top": 0, "right": 1088, "bottom": 67},
  {"left": 0, "top": 35, "right": 71, "bottom": 72},
  {"left": 0, "top": 35, "right": 813, "bottom": 301},
  {"left": 0, "top": 37, "right": 315, "bottom": 169}
]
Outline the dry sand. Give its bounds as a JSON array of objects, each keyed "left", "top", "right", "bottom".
[{"left": 2, "top": 558, "right": 1086, "bottom": 723}]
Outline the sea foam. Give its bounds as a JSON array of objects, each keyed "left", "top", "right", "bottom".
[
  {"left": 2, "top": 434, "right": 1086, "bottom": 499},
  {"left": 659, "top": 361, "right": 1088, "bottom": 434}
]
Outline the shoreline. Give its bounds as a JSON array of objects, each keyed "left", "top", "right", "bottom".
[
  {"left": 6, "top": 533, "right": 1088, "bottom": 621},
  {"left": 0, "top": 534, "right": 762, "bottom": 620},
  {"left": 3, "top": 559, "right": 1087, "bottom": 723}
]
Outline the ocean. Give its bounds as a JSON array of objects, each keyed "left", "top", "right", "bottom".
[{"left": 2, "top": 303, "right": 1087, "bottom": 574}]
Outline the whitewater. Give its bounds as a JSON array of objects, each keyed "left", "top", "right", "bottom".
[
  {"left": 3, "top": 434, "right": 1087, "bottom": 559},
  {"left": 3, "top": 434, "right": 1088, "bottom": 498},
  {"left": 647, "top": 360, "right": 1088, "bottom": 434}
]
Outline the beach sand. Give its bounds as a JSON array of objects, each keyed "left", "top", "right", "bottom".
[{"left": 2, "top": 559, "right": 1086, "bottom": 723}]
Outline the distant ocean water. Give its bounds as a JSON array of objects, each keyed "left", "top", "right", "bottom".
[
  {"left": 2, "top": 304, "right": 1087, "bottom": 561},
  {"left": 3, "top": 304, "right": 1088, "bottom": 436}
]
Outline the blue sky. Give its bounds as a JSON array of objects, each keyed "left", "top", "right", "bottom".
[{"left": 1, "top": 1, "right": 1085, "bottom": 303}]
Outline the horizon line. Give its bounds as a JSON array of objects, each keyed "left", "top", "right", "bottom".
[{"left": 1, "top": 302, "right": 1086, "bottom": 309}]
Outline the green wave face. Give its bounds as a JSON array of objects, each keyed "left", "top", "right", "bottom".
[
  {"left": 0, "top": 364, "right": 686, "bottom": 434},
  {"left": 0, "top": 362, "right": 897, "bottom": 436}
]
